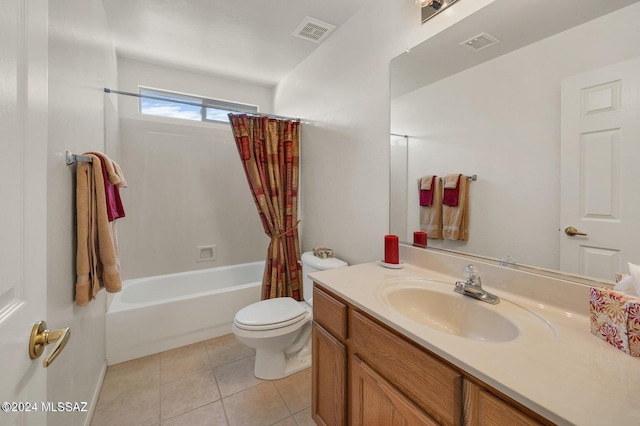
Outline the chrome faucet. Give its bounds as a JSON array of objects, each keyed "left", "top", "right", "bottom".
[{"left": 454, "top": 265, "right": 500, "bottom": 305}]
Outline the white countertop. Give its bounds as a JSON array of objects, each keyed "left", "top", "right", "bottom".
[{"left": 309, "top": 261, "right": 640, "bottom": 426}]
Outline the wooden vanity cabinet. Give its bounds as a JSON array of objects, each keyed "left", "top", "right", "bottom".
[{"left": 312, "top": 284, "right": 550, "bottom": 426}]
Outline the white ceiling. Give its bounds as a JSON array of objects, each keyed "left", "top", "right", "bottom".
[
  {"left": 391, "top": 0, "right": 640, "bottom": 98},
  {"left": 102, "top": 0, "right": 372, "bottom": 87}
]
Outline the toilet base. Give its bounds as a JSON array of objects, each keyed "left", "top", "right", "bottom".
[{"left": 254, "top": 343, "right": 311, "bottom": 380}]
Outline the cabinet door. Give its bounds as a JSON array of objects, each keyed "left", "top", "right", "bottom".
[
  {"left": 312, "top": 323, "right": 347, "bottom": 426},
  {"left": 351, "top": 355, "right": 439, "bottom": 426}
]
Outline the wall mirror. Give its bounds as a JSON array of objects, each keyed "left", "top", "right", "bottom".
[{"left": 390, "top": 0, "right": 640, "bottom": 281}]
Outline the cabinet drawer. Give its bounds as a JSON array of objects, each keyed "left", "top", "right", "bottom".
[
  {"left": 313, "top": 286, "right": 348, "bottom": 340},
  {"left": 463, "top": 380, "right": 549, "bottom": 426},
  {"left": 350, "top": 309, "right": 463, "bottom": 426}
]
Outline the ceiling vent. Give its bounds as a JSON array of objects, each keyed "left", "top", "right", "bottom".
[
  {"left": 293, "top": 16, "right": 336, "bottom": 44},
  {"left": 459, "top": 33, "right": 500, "bottom": 52}
]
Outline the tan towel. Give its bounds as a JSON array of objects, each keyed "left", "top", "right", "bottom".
[
  {"left": 442, "top": 175, "right": 469, "bottom": 241},
  {"left": 443, "top": 174, "right": 459, "bottom": 189},
  {"left": 88, "top": 151, "right": 127, "bottom": 187},
  {"left": 75, "top": 153, "right": 122, "bottom": 306},
  {"left": 419, "top": 177, "right": 443, "bottom": 239},
  {"left": 420, "top": 175, "right": 434, "bottom": 190}
]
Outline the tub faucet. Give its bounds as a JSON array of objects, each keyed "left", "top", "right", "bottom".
[{"left": 454, "top": 265, "right": 500, "bottom": 305}]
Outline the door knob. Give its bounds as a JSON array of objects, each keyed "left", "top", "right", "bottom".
[
  {"left": 564, "top": 226, "right": 587, "bottom": 237},
  {"left": 29, "top": 321, "right": 71, "bottom": 367}
]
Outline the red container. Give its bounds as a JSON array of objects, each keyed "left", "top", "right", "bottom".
[
  {"left": 413, "top": 231, "right": 427, "bottom": 248},
  {"left": 384, "top": 235, "right": 399, "bottom": 264}
]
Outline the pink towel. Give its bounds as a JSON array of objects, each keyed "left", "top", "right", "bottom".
[
  {"left": 443, "top": 174, "right": 461, "bottom": 206},
  {"left": 419, "top": 176, "right": 436, "bottom": 206},
  {"left": 91, "top": 153, "right": 126, "bottom": 221}
]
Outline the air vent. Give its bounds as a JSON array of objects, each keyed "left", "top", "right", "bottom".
[
  {"left": 293, "top": 16, "right": 336, "bottom": 44},
  {"left": 459, "top": 33, "right": 500, "bottom": 52}
]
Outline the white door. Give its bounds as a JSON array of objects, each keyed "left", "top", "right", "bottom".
[
  {"left": 0, "top": 0, "right": 49, "bottom": 424},
  {"left": 560, "top": 57, "right": 640, "bottom": 280}
]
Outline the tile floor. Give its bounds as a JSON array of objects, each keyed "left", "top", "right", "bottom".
[{"left": 91, "top": 333, "right": 314, "bottom": 426}]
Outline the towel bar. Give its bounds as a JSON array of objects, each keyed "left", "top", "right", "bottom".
[
  {"left": 438, "top": 174, "right": 477, "bottom": 181},
  {"left": 66, "top": 151, "right": 91, "bottom": 165}
]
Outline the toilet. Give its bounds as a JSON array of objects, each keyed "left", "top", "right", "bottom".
[{"left": 232, "top": 251, "right": 347, "bottom": 380}]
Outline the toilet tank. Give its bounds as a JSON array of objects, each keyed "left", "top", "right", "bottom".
[{"left": 301, "top": 251, "right": 347, "bottom": 302}]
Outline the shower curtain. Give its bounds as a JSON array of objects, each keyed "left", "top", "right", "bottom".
[{"left": 228, "top": 114, "right": 303, "bottom": 301}]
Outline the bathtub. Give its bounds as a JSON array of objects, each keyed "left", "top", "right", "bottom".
[{"left": 106, "top": 261, "right": 263, "bottom": 365}]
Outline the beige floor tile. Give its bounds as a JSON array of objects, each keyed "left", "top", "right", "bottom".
[
  {"left": 160, "top": 401, "right": 227, "bottom": 426},
  {"left": 204, "top": 333, "right": 254, "bottom": 367},
  {"left": 222, "top": 382, "right": 290, "bottom": 426},
  {"left": 213, "top": 356, "right": 263, "bottom": 397},
  {"left": 292, "top": 407, "right": 315, "bottom": 426},
  {"left": 161, "top": 370, "right": 221, "bottom": 420},
  {"left": 91, "top": 386, "right": 160, "bottom": 426},
  {"left": 92, "top": 337, "right": 313, "bottom": 426},
  {"left": 160, "top": 342, "right": 212, "bottom": 384},
  {"left": 272, "top": 416, "right": 297, "bottom": 426},
  {"left": 274, "top": 368, "right": 311, "bottom": 413},
  {"left": 97, "top": 354, "right": 160, "bottom": 404}
]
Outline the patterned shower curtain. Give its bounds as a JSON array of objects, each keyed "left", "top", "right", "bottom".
[{"left": 228, "top": 114, "right": 303, "bottom": 301}]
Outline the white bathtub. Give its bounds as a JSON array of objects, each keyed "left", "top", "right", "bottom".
[{"left": 106, "top": 261, "right": 263, "bottom": 365}]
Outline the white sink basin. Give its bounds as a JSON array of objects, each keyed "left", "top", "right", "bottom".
[{"left": 378, "top": 278, "right": 551, "bottom": 343}]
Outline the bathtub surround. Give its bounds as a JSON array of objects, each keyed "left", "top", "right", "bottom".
[
  {"left": 229, "top": 114, "right": 303, "bottom": 300},
  {"left": 116, "top": 58, "right": 274, "bottom": 280}
]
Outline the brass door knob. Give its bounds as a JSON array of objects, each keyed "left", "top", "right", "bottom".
[
  {"left": 29, "top": 321, "right": 71, "bottom": 367},
  {"left": 564, "top": 226, "right": 587, "bottom": 237}
]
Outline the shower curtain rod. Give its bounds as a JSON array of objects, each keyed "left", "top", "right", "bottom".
[
  {"left": 103, "top": 88, "right": 300, "bottom": 122},
  {"left": 390, "top": 133, "right": 408, "bottom": 138}
]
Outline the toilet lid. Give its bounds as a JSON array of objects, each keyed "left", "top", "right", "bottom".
[{"left": 234, "top": 297, "right": 307, "bottom": 330}]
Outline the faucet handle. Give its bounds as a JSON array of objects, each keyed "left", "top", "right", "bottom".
[{"left": 463, "top": 264, "right": 480, "bottom": 281}]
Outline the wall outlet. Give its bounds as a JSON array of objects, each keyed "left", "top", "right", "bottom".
[{"left": 196, "top": 245, "right": 217, "bottom": 262}]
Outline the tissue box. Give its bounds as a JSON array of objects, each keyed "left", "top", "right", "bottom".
[{"left": 589, "top": 287, "right": 640, "bottom": 357}]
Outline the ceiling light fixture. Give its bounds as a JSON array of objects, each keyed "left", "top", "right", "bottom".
[
  {"left": 415, "top": 0, "right": 442, "bottom": 10},
  {"left": 417, "top": 0, "right": 461, "bottom": 24}
]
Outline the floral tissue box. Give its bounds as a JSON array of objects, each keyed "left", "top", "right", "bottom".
[{"left": 589, "top": 287, "right": 640, "bottom": 357}]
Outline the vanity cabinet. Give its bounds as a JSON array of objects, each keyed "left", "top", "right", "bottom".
[{"left": 312, "top": 284, "right": 552, "bottom": 426}]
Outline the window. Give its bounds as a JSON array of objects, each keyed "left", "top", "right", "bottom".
[{"left": 139, "top": 87, "right": 258, "bottom": 124}]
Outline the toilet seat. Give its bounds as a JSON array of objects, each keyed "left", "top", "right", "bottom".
[{"left": 234, "top": 297, "right": 308, "bottom": 331}]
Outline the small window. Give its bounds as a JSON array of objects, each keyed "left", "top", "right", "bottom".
[{"left": 139, "top": 88, "right": 258, "bottom": 123}]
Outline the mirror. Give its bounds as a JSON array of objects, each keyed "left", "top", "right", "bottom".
[{"left": 390, "top": 0, "right": 640, "bottom": 280}]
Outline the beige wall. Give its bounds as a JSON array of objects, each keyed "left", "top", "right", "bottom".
[
  {"left": 274, "top": 0, "right": 493, "bottom": 265},
  {"left": 46, "top": 0, "right": 118, "bottom": 424}
]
